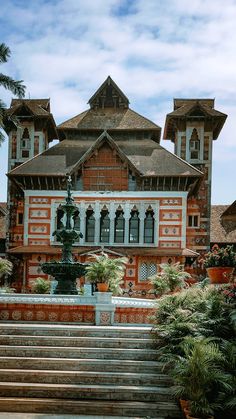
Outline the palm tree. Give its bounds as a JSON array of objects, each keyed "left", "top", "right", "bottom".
[{"left": 0, "top": 43, "right": 26, "bottom": 144}]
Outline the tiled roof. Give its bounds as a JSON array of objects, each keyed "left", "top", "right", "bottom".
[
  {"left": 8, "top": 99, "right": 50, "bottom": 116},
  {"left": 0, "top": 202, "right": 7, "bottom": 239},
  {"left": 163, "top": 99, "right": 227, "bottom": 141},
  {"left": 58, "top": 108, "right": 160, "bottom": 131},
  {"left": 6, "top": 99, "right": 58, "bottom": 141},
  {"left": 221, "top": 200, "right": 236, "bottom": 218},
  {"left": 8, "top": 133, "right": 202, "bottom": 178},
  {"left": 211, "top": 205, "right": 236, "bottom": 244},
  {"left": 8, "top": 245, "right": 198, "bottom": 257}
]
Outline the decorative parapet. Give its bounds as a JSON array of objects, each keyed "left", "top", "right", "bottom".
[{"left": 0, "top": 293, "right": 156, "bottom": 325}]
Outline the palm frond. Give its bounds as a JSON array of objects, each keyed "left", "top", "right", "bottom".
[
  {"left": 0, "top": 43, "right": 10, "bottom": 63},
  {"left": 0, "top": 73, "right": 26, "bottom": 98}
]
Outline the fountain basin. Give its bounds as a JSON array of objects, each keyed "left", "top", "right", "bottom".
[{"left": 42, "top": 262, "right": 86, "bottom": 295}]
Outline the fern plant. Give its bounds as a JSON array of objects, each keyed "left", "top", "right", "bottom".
[
  {"left": 32, "top": 277, "right": 50, "bottom": 294},
  {"left": 150, "top": 262, "right": 191, "bottom": 296},
  {"left": 85, "top": 253, "right": 128, "bottom": 295}
]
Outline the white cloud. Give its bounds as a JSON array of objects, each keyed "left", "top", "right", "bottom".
[{"left": 0, "top": 0, "right": 236, "bottom": 203}]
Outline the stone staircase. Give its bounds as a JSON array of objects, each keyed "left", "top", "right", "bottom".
[{"left": 0, "top": 323, "right": 181, "bottom": 418}]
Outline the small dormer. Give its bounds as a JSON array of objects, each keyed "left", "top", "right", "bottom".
[{"left": 88, "top": 76, "right": 129, "bottom": 109}]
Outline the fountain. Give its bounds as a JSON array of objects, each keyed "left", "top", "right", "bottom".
[{"left": 41, "top": 176, "right": 86, "bottom": 294}]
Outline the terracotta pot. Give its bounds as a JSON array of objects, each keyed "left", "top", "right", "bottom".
[
  {"left": 207, "top": 267, "right": 234, "bottom": 284},
  {"left": 180, "top": 398, "right": 189, "bottom": 411},
  {"left": 186, "top": 415, "right": 213, "bottom": 419},
  {"left": 97, "top": 282, "right": 109, "bottom": 292}
]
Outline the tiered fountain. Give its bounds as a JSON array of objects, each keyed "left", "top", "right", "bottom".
[{"left": 42, "top": 176, "right": 86, "bottom": 294}]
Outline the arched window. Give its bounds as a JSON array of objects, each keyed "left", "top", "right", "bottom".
[
  {"left": 129, "top": 209, "right": 139, "bottom": 243},
  {"left": 56, "top": 207, "right": 64, "bottom": 230},
  {"left": 189, "top": 128, "right": 200, "bottom": 159},
  {"left": 144, "top": 210, "right": 154, "bottom": 243},
  {"left": 100, "top": 209, "right": 110, "bottom": 242},
  {"left": 86, "top": 209, "right": 95, "bottom": 242},
  {"left": 114, "top": 210, "right": 125, "bottom": 243},
  {"left": 73, "top": 209, "right": 80, "bottom": 231},
  {"left": 20, "top": 128, "right": 31, "bottom": 158}
]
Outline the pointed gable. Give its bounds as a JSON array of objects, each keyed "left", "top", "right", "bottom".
[{"left": 88, "top": 76, "right": 129, "bottom": 109}]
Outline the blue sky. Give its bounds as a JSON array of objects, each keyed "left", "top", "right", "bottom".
[{"left": 0, "top": 0, "right": 236, "bottom": 204}]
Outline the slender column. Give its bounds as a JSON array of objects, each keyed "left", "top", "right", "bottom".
[
  {"left": 109, "top": 202, "right": 115, "bottom": 245},
  {"left": 139, "top": 202, "right": 145, "bottom": 245},
  {"left": 153, "top": 202, "right": 159, "bottom": 246},
  {"left": 94, "top": 202, "right": 100, "bottom": 245},
  {"left": 124, "top": 203, "right": 130, "bottom": 244}
]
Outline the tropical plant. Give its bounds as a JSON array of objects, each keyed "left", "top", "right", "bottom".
[
  {"left": 0, "top": 42, "right": 26, "bottom": 144},
  {"left": 32, "top": 277, "right": 50, "bottom": 294},
  {"left": 0, "top": 285, "right": 15, "bottom": 293},
  {"left": 85, "top": 252, "right": 128, "bottom": 295},
  {"left": 171, "top": 337, "right": 232, "bottom": 419},
  {"left": 150, "top": 262, "right": 191, "bottom": 297},
  {"left": 204, "top": 244, "right": 236, "bottom": 268},
  {"left": 152, "top": 284, "right": 236, "bottom": 418},
  {"left": 0, "top": 258, "right": 13, "bottom": 278}
]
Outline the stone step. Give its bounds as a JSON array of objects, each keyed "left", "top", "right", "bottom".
[
  {"left": 0, "top": 369, "right": 171, "bottom": 386},
  {"left": 0, "top": 335, "right": 154, "bottom": 349},
  {"left": 0, "top": 397, "right": 181, "bottom": 418},
  {"left": 0, "top": 345, "right": 157, "bottom": 361},
  {"left": 0, "top": 382, "right": 173, "bottom": 402},
  {"left": 0, "top": 323, "right": 152, "bottom": 339},
  {"left": 0, "top": 356, "right": 164, "bottom": 373}
]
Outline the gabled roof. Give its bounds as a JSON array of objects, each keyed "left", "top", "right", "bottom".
[
  {"left": 221, "top": 200, "right": 236, "bottom": 218},
  {"left": 5, "top": 99, "right": 58, "bottom": 141},
  {"left": 57, "top": 77, "right": 161, "bottom": 142},
  {"left": 211, "top": 205, "right": 236, "bottom": 244},
  {"left": 8, "top": 99, "right": 51, "bottom": 116},
  {"left": 163, "top": 99, "right": 227, "bottom": 141},
  {"left": 8, "top": 131, "right": 202, "bottom": 179},
  {"left": 0, "top": 203, "right": 7, "bottom": 216},
  {"left": 88, "top": 76, "right": 129, "bottom": 108}
]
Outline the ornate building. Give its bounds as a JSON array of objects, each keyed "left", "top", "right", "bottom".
[{"left": 4, "top": 77, "right": 227, "bottom": 295}]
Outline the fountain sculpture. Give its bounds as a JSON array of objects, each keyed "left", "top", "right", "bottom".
[{"left": 41, "top": 176, "right": 86, "bottom": 294}]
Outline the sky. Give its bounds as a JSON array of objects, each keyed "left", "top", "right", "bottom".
[{"left": 0, "top": 0, "right": 235, "bottom": 204}]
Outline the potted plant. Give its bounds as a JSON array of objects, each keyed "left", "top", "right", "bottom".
[
  {"left": 204, "top": 245, "right": 236, "bottom": 284},
  {"left": 85, "top": 252, "right": 128, "bottom": 294},
  {"left": 171, "top": 337, "right": 230, "bottom": 419},
  {"left": 149, "top": 262, "right": 191, "bottom": 297}
]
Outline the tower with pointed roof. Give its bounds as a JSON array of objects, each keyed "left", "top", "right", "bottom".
[
  {"left": 5, "top": 99, "right": 57, "bottom": 251},
  {"left": 163, "top": 99, "right": 227, "bottom": 253}
]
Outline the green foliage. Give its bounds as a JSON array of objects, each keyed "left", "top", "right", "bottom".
[
  {"left": 0, "top": 285, "right": 15, "bottom": 293},
  {"left": 0, "top": 42, "right": 26, "bottom": 144},
  {"left": 149, "top": 262, "right": 191, "bottom": 296},
  {"left": 152, "top": 284, "right": 236, "bottom": 418},
  {"left": 85, "top": 253, "right": 128, "bottom": 295},
  {"left": 0, "top": 258, "right": 13, "bottom": 278},
  {"left": 32, "top": 277, "right": 50, "bottom": 294},
  {"left": 204, "top": 244, "right": 236, "bottom": 268},
  {"left": 172, "top": 337, "right": 231, "bottom": 418}
]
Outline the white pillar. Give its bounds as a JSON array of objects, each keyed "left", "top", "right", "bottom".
[{"left": 94, "top": 202, "right": 100, "bottom": 245}]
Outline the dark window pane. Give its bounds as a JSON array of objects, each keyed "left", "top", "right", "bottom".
[
  {"left": 114, "top": 210, "right": 124, "bottom": 243},
  {"left": 86, "top": 210, "right": 95, "bottom": 242},
  {"left": 100, "top": 210, "right": 110, "bottom": 242},
  {"left": 73, "top": 210, "right": 80, "bottom": 231},
  {"left": 144, "top": 211, "right": 154, "bottom": 243},
  {"left": 129, "top": 210, "right": 139, "bottom": 243}
]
